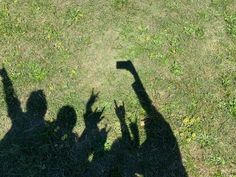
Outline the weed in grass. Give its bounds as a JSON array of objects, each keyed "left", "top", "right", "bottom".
[
  {"left": 42, "top": 24, "right": 61, "bottom": 42},
  {"left": 165, "top": 1, "right": 180, "bottom": 11},
  {"left": 225, "top": 13, "right": 236, "bottom": 38},
  {"left": 176, "top": 116, "right": 201, "bottom": 143},
  {"left": 213, "top": 170, "right": 226, "bottom": 177},
  {"left": 170, "top": 61, "right": 183, "bottom": 76},
  {"left": 227, "top": 98, "right": 236, "bottom": 118},
  {"left": 169, "top": 35, "right": 182, "bottom": 53},
  {"left": 30, "top": 0, "right": 54, "bottom": 17},
  {"left": 183, "top": 23, "right": 204, "bottom": 38},
  {"left": 76, "top": 36, "right": 92, "bottom": 48},
  {"left": 0, "top": 3, "right": 26, "bottom": 37},
  {"left": 221, "top": 74, "right": 233, "bottom": 88},
  {"left": 187, "top": 98, "right": 198, "bottom": 114},
  {"left": 220, "top": 71, "right": 236, "bottom": 119},
  {"left": 207, "top": 155, "right": 226, "bottom": 166},
  {"left": 197, "top": 133, "right": 218, "bottom": 148},
  {"left": 24, "top": 61, "right": 48, "bottom": 82},
  {"left": 119, "top": 24, "right": 180, "bottom": 63},
  {"left": 227, "top": 48, "right": 236, "bottom": 62},
  {"left": 197, "top": 11, "right": 211, "bottom": 22},
  {"left": 64, "top": 6, "right": 83, "bottom": 26},
  {"left": 113, "top": 0, "right": 128, "bottom": 10}
]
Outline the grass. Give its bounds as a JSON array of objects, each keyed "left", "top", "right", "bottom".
[{"left": 0, "top": 0, "right": 236, "bottom": 176}]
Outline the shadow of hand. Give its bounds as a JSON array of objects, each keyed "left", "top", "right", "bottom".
[
  {"left": 114, "top": 100, "right": 125, "bottom": 121},
  {"left": 99, "top": 125, "right": 110, "bottom": 145},
  {"left": 129, "top": 117, "right": 140, "bottom": 148},
  {"left": 86, "top": 89, "right": 99, "bottom": 110},
  {"left": 91, "top": 107, "right": 105, "bottom": 124},
  {"left": 84, "top": 89, "right": 105, "bottom": 128}
]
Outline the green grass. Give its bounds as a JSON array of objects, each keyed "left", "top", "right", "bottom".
[{"left": 0, "top": 0, "right": 236, "bottom": 176}]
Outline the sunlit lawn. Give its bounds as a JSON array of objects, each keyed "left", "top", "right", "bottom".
[{"left": 0, "top": 0, "right": 236, "bottom": 176}]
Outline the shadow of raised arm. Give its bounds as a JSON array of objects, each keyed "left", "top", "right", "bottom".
[
  {"left": 114, "top": 100, "right": 132, "bottom": 144},
  {"left": 116, "top": 60, "right": 188, "bottom": 177},
  {"left": 0, "top": 67, "right": 22, "bottom": 124},
  {"left": 116, "top": 61, "right": 156, "bottom": 115}
]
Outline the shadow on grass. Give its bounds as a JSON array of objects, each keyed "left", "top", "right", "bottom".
[{"left": 0, "top": 62, "right": 187, "bottom": 177}]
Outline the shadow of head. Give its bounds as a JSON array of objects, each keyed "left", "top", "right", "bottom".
[
  {"left": 26, "top": 90, "right": 47, "bottom": 119},
  {"left": 56, "top": 105, "right": 77, "bottom": 132}
]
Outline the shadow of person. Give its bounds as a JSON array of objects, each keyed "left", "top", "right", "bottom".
[
  {"left": 0, "top": 68, "right": 108, "bottom": 176},
  {"left": 117, "top": 61, "right": 188, "bottom": 177},
  {"left": 78, "top": 89, "right": 106, "bottom": 152},
  {"left": 80, "top": 90, "right": 110, "bottom": 177},
  {"left": 44, "top": 105, "right": 79, "bottom": 176},
  {"left": 46, "top": 90, "right": 108, "bottom": 177},
  {"left": 0, "top": 67, "right": 48, "bottom": 176},
  {"left": 106, "top": 100, "right": 139, "bottom": 177},
  {"left": 0, "top": 67, "right": 47, "bottom": 143}
]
